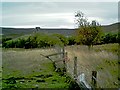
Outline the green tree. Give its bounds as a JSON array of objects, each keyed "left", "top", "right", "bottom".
[
  {"left": 67, "top": 36, "right": 76, "bottom": 45},
  {"left": 75, "top": 11, "right": 102, "bottom": 49},
  {"left": 52, "top": 34, "right": 68, "bottom": 46},
  {"left": 24, "top": 36, "right": 32, "bottom": 49}
]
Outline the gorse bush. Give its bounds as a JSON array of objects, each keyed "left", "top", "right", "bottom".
[
  {"left": 100, "top": 33, "right": 119, "bottom": 44},
  {"left": 2, "top": 33, "right": 64, "bottom": 48},
  {"left": 52, "top": 34, "right": 69, "bottom": 46},
  {"left": 67, "top": 36, "right": 76, "bottom": 45},
  {"left": 2, "top": 32, "right": 119, "bottom": 48}
]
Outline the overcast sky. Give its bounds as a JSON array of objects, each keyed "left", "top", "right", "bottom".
[{"left": 1, "top": 2, "right": 118, "bottom": 28}]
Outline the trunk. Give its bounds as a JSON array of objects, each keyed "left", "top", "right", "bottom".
[
  {"left": 88, "top": 45, "right": 91, "bottom": 50},
  {"left": 88, "top": 44, "right": 93, "bottom": 50}
]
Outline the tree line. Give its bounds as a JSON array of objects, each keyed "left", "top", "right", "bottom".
[
  {"left": 2, "top": 32, "right": 119, "bottom": 49},
  {"left": 2, "top": 33, "right": 65, "bottom": 49}
]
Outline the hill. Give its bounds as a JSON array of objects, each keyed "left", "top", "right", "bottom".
[
  {"left": 1, "top": 22, "right": 119, "bottom": 38},
  {"left": 101, "top": 22, "right": 120, "bottom": 33},
  {"left": 1, "top": 28, "right": 75, "bottom": 38}
]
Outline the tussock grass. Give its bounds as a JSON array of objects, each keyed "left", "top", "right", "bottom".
[
  {"left": 65, "top": 43, "right": 118, "bottom": 88},
  {"left": 93, "top": 43, "right": 119, "bottom": 54},
  {"left": 2, "top": 48, "right": 70, "bottom": 88},
  {"left": 2, "top": 43, "right": 119, "bottom": 88}
]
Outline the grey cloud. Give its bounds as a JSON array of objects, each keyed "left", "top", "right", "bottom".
[{"left": 2, "top": 2, "right": 118, "bottom": 26}]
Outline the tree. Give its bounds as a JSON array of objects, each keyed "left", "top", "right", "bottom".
[
  {"left": 75, "top": 11, "right": 102, "bottom": 49},
  {"left": 36, "top": 27, "right": 40, "bottom": 31},
  {"left": 67, "top": 36, "right": 76, "bottom": 45},
  {"left": 102, "top": 33, "right": 118, "bottom": 44},
  {"left": 52, "top": 34, "right": 68, "bottom": 46}
]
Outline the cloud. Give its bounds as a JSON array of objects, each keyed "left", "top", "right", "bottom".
[
  {"left": 1, "top": 2, "right": 118, "bottom": 28},
  {"left": 1, "top": 0, "right": 119, "bottom": 2},
  {"left": 2, "top": 13, "right": 75, "bottom": 26}
]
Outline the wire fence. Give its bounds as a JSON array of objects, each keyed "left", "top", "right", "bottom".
[
  {"left": 41, "top": 44, "right": 118, "bottom": 89},
  {"left": 65, "top": 45, "right": 118, "bottom": 88}
]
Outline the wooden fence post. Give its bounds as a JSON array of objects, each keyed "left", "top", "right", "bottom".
[
  {"left": 62, "top": 47, "right": 65, "bottom": 65},
  {"left": 74, "top": 56, "right": 77, "bottom": 80},
  {"left": 62, "top": 47, "right": 66, "bottom": 73},
  {"left": 92, "top": 71, "right": 97, "bottom": 87},
  {"left": 62, "top": 47, "right": 65, "bottom": 59}
]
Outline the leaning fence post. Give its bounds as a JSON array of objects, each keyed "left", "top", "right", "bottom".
[
  {"left": 74, "top": 56, "right": 77, "bottom": 80},
  {"left": 92, "top": 71, "right": 97, "bottom": 87}
]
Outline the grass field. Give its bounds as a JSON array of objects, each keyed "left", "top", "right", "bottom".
[
  {"left": 1, "top": 43, "right": 119, "bottom": 89},
  {"left": 2, "top": 48, "right": 74, "bottom": 89},
  {"left": 65, "top": 43, "right": 119, "bottom": 88}
]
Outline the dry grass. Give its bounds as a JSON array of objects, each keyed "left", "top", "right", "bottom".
[
  {"left": 2, "top": 48, "right": 71, "bottom": 88},
  {"left": 65, "top": 44, "right": 118, "bottom": 88},
  {"left": 1, "top": 43, "right": 119, "bottom": 88},
  {"left": 2, "top": 48, "right": 55, "bottom": 77}
]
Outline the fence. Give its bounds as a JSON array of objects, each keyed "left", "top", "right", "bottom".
[
  {"left": 40, "top": 45, "right": 99, "bottom": 89},
  {"left": 65, "top": 45, "right": 118, "bottom": 88},
  {"left": 40, "top": 45, "right": 118, "bottom": 89}
]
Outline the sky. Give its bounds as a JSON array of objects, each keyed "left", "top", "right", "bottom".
[{"left": 1, "top": 1, "right": 119, "bottom": 28}]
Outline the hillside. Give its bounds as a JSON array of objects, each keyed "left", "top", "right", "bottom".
[
  {"left": 1, "top": 22, "right": 119, "bottom": 38},
  {"left": 101, "top": 22, "right": 120, "bottom": 33},
  {"left": 1, "top": 28, "right": 75, "bottom": 38}
]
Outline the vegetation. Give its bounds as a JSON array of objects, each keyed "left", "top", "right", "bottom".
[
  {"left": 93, "top": 43, "right": 119, "bottom": 54},
  {"left": 1, "top": 10, "right": 119, "bottom": 89},
  {"left": 2, "top": 32, "right": 119, "bottom": 49},
  {"left": 67, "top": 36, "right": 76, "bottom": 45},
  {"left": 100, "top": 33, "right": 119, "bottom": 44},
  {"left": 65, "top": 43, "right": 118, "bottom": 88},
  {"left": 2, "top": 33, "right": 64, "bottom": 48},
  {"left": 2, "top": 49, "right": 80, "bottom": 89},
  {"left": 75, "top": 11, "right": 102, "bottom": 49}
]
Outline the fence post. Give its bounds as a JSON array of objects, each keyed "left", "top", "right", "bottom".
[
  {"left": 92, "top": 71, "right": 97, "bottom": 88},
  {"left": 62, "top": 47, "right": 65, "bottom": 58},
  {"left": 62, "top": 47, "right": 66, "bottom": 73},
  {"left": 62, "top": 47, "right": 65, "bottom": 65},
  {"left": 74, "top": 56, "right": 77, "bottom": 80}
]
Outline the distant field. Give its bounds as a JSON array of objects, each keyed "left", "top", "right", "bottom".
[
  {"left": 2, "top": 48, "right": 72, "bottom": 89},
  {"left": 65, "top": 43, "right": 119, "bottom": 88}
]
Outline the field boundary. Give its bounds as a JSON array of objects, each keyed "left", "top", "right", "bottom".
[{"left": 40, "top": 46, "right": 98, "bottom": 89}]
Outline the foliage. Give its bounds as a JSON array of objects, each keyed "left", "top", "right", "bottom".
[
  {"left": 67, "top": 36, "right": 76, "bottom": 45},
  {"left": 2, "top": 37, "right": 12, "bottom": 47},
  {"left": 75, "top": 11, "right": 102, "bottom": 48},
  {"left": 93, "top": 43, "right": 118, "bottom": 54},
  {"left": 2, "top": 33, "right": 65, "bottom": 48},
  {"left": 52, "top": 34, "right": 69, "bottom": 46},
  {"left": 101, "top": 33, "right": 118, "bottom": 44},
  {"left": 2, "top": 49, "right": 80, "bottom": 89},
  {"left": 2, "top": 37, "right": 12, "bottom": 43},
  {"left": 2, "top": 30, "right": 119, "bottom": 49}
]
